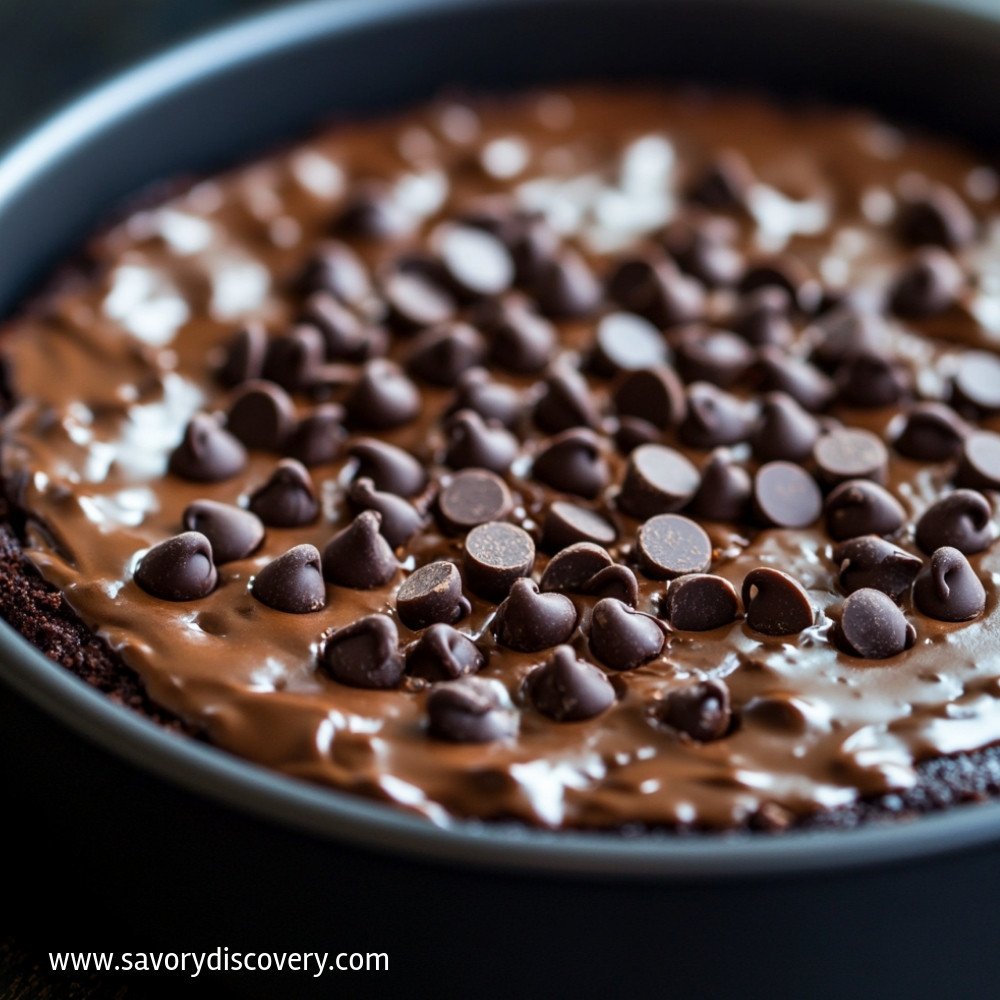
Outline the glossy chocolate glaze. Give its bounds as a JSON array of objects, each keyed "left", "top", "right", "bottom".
[{"left": 3, "top": 88, "right": 1000, "bottom": 830}]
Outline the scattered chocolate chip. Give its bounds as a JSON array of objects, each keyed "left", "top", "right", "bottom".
[
  {"left": 741, "top": 567, "right": 815, "bottom": 635},
  {"left": 809, "top": 304, "right": 890, "bottom": 371},
  {"left": 297, "top": 240, "right": 373, "bottom": 307},
  {"left": 396, "top": 560, "right": 471, "bottom": 631},
  {"left": 618, "top": 444, "right": 700, "bottom": 519},
  {"left": 756, "top": 346, "right": 835, "bottom": 412},
  {"left": 824, "top": 480, "right": 906, "bottom": 541},
  {"left": 672, "top": 326, "right": 754, "bottom": 388},
  {"left": 661, "top": 574, "right": 740, "bottom": 631},
  {"left": 528, "top": 645, "right": 615, "bottom": 722},
  {"left": 433, "top": 223, "right": 515, "bottom": 298},
  {"left": 426, "top": 676, "right": 517, "bottom": 742},
  {"left": 493, "top": 578, "right": 578, "bottom": 651},
  {"left": 750, "top": 392, "right": 820, "bottom": 463},
  {"left": 301, "top": 292, "right": 382, "bottom": 362},
  {"left": 436, "top": 469, "right": 513, "bottom": 535},
  {"left": 168, "top": 413, "right": 247, "bottom": 482},
  {"left": 613, "top": 416, "right": 661, "bottom": 454},
  {"left": 814, "top": 427, "right": 889, "bottom": 486},
  {"left": 836, "top": 350, "right": 911, "bottom": 408},
  {"left": 913, "top": 546, "right": 986, "bottom": 622},
  {"left": 687, "top": 150, "right": 753, "bottom": 210},
  {"left": 833, "top": 536, "right": 923, "bottom": 601},
  {"left": 348, "top": 439, "right": 427, "bottom": 497},
  {"left": 463, "top": 521, "right": 535, "bottom": 601},
  {"left": 345, "top": 359, "right": 421, "bottom": 429},
  {"left": 655, "top": 680, "right": 732, "bottom": 741},
  {"left": 532, "top": 429, "right": 609, "bottom": 499},
  {"left": 284, "top": 404, "right": 347, "bottom": 467},
  {"left": 322, "top": 511, "right": 398, "bottom": 588},
  {"left": 347, "top": 477, "right": 426, "bottom": 548},
  {"left": 248, "top": 459, "right": 319, "bottom": 527},
  {"left": 181, "top": 500, "right": 264, "bottom": 564},
  {"left": 333, "top": 182, "right": 413, "bottom": 240},
  {"left": 636, "top": 513, "right": 712, "bottom": 580},
  {"left": 320, "top": 614, "right": 406, "bottom": 689},
  {"left": 216, "top": 322, "right": 267, "bottom": 387},
  {"left": 612, "top": 366, "right": 685, "bottom": 431},
  {"left": 753, "top": 462, "right": 823, "bottom": 529},
  {"left": 661, "top": 216, "right": 744, "bottom": 287},
  {"left": 588, "top": 597, "right": 665, "bottom": 670},
  {"left": 262, "top": 324, "right": 326, "bottom": 392},
  {"left": 888, "top": 248, "right": 962, "bottom": 317},
  {"left": 686, "top": 450, "right": 752, "bottom": 522},
  {"left": 250, "top": 544, "right": 326, "bottom": 613},
  {"left": 893, "top": 402, "right": 968, "bottom": 461},
  {"left": 739, "top": 256, "right": 822, "bottom": 314},
  {"left": 896, "top": 180, "right": 976, "bottom": 249},
  {"left": 448, "top": 367, "right": 522, "bottom": 428},
  {"left": 541, "top": 501, "right": 617, "bottom": 552},
  {"left": 406, "top": 624, "right": 485, "bottom": 681},
  {"left": 956, "top": 430, "right": 1000, "bottom": 492},
  {"left": 531, "top": 248, "right": 601, "bottom": 319},
  {"left": 590, "top": 311, "right": 667, "bottom": 376},
  {"left": 381, "top": 268, "right": 455, "bottom": 335},
  {"left": 915, "top": 489, "right": 994, "bottom": 555},
  {"left": 732, "top": 286, "right": 794, "bottom": 347},
  {"left": 476, "top": 295, "right": 556, "bottom": 374},
  {"left": 606, "top": 254, "right": 704, "bottom": 328},
  {"left": 584, "top": 564, "right": 640, "bottom": 605},
  {"left": 134, "top": 532, "right": 217, "bottom": 601},
  {"left": 953, "top": 351, "right": 1000, "bottom": 415},
  {"left": 443, "top": 409, "right": 519, "bottom": 474},
  {"left": 533, "top": 365, "right": 601, "bottom": 433},
  {"left": 225, "top": 380, "right": 295, "bottom": 451},
  {"left": 834, "top": 588, "right": 916, "bottom": 659},
  {"left": 678, "top": 382, "right": 755, "bottom": 449},
  {"left": 539, "top": 542, "right": 614, "bottom": 592},
  {"left": 406, "top": 322, "right": 486, "bottom": 387}
]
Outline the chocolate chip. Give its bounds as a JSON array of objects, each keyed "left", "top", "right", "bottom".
[
  {"left": 814, "top": 427, "right": 889, "bottom": 486},
  {"left": 406, "top": 322, "right": 486, "bottom": 387},
  {"left": 322, "top": 510, "right": 398, "bottom": 588},
  {"left": 732, "top": 287, "right": 794, "bottom": 347},
  {"left": 435, "top": 469, "right": 511, "bottom": 536},
  {"left": 250, "top": 544, "right": 326, "bottom": 614},
  {"left": 835, "top": 350, "right": 911, "bottom": 408},
  {"left": 333, "top": 182, "right": 414, "bottom": 240},
  {"left": 181, "top": 500, "right": 264, "bottom": 564},
  {"left": 297, "top": 240, "right": 373, "bottom": 307},
  {"left": 750, "top": 392, "right": 820, "bottom": 463},
  {"left": 320, "top": 614, "right": 405, "bottom": 689},
  {"left": 168, "top": 413, "right": 247, "bottom": 482},
  {"left": 463, "top": 521, "right": 535, "bottom": 601},
  {"left": 686, "top": 150, "right": 753, "bottom": 210},
  {"left": 834, "top": 588, "right": 916, "bottom": 659},
  {"left": 672, "top": 327, "right": 754, "bottom": 388},
  {"left": 808, "top": 303, "right": 890, "bottom": 371},
  {"left": 606, "top": 254, "right": 704, "bottom": 328},
  {"left": 528, "top": 645, "right": 615, "bottom": 722},
  {"left": 532, "top": 429, "right": 609, "bottom": 499},
  {"left": 915, "top": 489, "right": 994, "bottom": 555},
  {"left": 590, "top": 311, "right": 667, "bottom": 376},
  {"left": 584, "top": 564, "right": 640, "bottom": 606},
  {"left": 476, "top": 295, "right": 556, "bottom": 374},
  {"left": 833, "top": 536, "right": 923, "bottom": 601},
  {"left": 225, "top": 380, "right": 295, "bottom": 452},
  {"left": 956, "top": 430, "right": 1000, "bottom": 492},
  {"left": 531, "top": 248, "right": 601, "bottom": 319},
  {"left": 284, "top": 404, "right": 347, "bottom": 467},
  {"left": 534, "top": 365, "right": 601, "bottom": 433},
  {"left": 539, "top": 542, "right": 614, "bottom": 592},
  {"left": 739, "top": 256, "right": 822, "bottom": 314},
  {"left": 888, "top": 248, "right": 962, "bottom": 317},
  {"left": 433, "top": 223, "right": 515, "bottom": 298},
  {"left": 953, "top": 351, "right": 1000, "bottom": 414},
  {"left": 248, "top": 459, "right": 319, "bottom": 527},
  {"left": 655, "top": 680, "right": 732, "bottom": 741},
  {"left": 262, "top": 324, "right": 325, "bottom": 392},
  {"left": 757, "top": 346, "right": 835, "bottom": 412},
  {"left": 396, "top": 560, "right": 471, "bottom": 631},
  {"left": 893, "top": 402, "right": 968, "bottom": 461},
  {"left": 405, "top": 624, "right": 485, "bottom": 681},
  {"left": 301, "top": 292, "right": 382, "bottom": 362},
  {"left": 134, "top": 532, "right": 217, "bottom": 601},
  {"left": 661, "top": 574, "right": 740, "bottom": 631},
  {"left": 588, "top": 598, "right": 665, "bottom": 670},
  {"left": 381, "top": 266, "right": 456, "bottom": 331},
  {"left": 541, "top": 501, "right": 617, "bottom": 552},
  {"left": 443, "top": 410, "right": 519, "bottom": 474},
  {"left": 345, "top": 359, "right": 421, "bottom": 429},
  {"left": 613, "top": 416, "right": 661, "bottom": 454},
  {"left": 618, "top": 444, "right": 700, "bottom": 519},
  {"left": 347, "top": 477, "right": 426, "bottom": 548},
  {"left": 660, "top": 216, "right": 743, "bottom": 287},
  {"left": 426, "top": 676, "right": 517, "bottom": 742},
  {"left": 448, "top": 368, "right": 522, "bottom": 428},
  {"left": 753, "top": 462, "right": 822, "bottom": 529},
  {"left": 741, "top": 567, "right": 815, "bottom": 635},
  {"left": 824, "top": 480, "right": 906, "bottom": 541},
  {"left": 216, "top": 322, "right": 267, "bottom": 387},
  {"left": 678, "top": 382, "right": 755, "bottom": 449},
  {"left": 493, "top": 578, "right": 578, "bottom": 651},
  {"left": 349, "top": 439, "right": 427, "bottom": 497},
  {"left": 913, "top": 546, "right": 986, "bottom": 622},
  {"left": 612, "top": 366, "right": 685, "bottom": 431},
  {"left": 686, "top": 450, "right": 752, "bottom": 522},
  {"left": 636, "top": 513, "right": 712, "bottom": 580},
  {"left": 896, "top": 180, "right": 976, "bottom": 249}
]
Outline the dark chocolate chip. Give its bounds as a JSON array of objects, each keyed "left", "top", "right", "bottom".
[
  {"left": 348, "top": 439, "right": 427, "bottom": 497},
  {"left": 443, "top": 409, "right": 519, "bottom": 474},
  {"left": 953, "top": 351, "right": 1000, "bottom": 414},
  {"left": 534, "top": 365, "right": 602, "bottom": 433},
  {"left": 347, "top": 477, "right": 426, "bottom": 548},
  {"left": 814, "top": 427, "right": 889, "bottom": 486},
  {"left": 913, "top": 546, "right": 986, "bottom": 622},
  {"left": 300, "top": 292, "right": 382, "bottom": 362},
  {"left": 753, "top": 462, "right": 823, "bottom": 529},
  {"left": 588, "top": 597, "right": 665, "bottom": 670},
  {"left": 661, "top": 574, "right": 740, "bottom": 631},
  {"left": 834, "top": 588, "right": 915, "bottom": 659},
  {"left": 476, "top": 295, "right": 556, "bottom": 374},
  {"left": 896, "top": 180, "right": 976, "bottom": 249},
  {"left": 433, "top": 223, "right": 515, "bottom": 298},
  {"left": 345, "top": 359, "right": 421, "bottom": 430},
  {"left": 250, "top": 544, "right": 326, "bottom": 614},
  {"left": 655, "top": 680, "right": 732, "bottom": 742},
  {"left": 660, "top": 216, "right": 744, "bottom": 287},
  {"left": 672, "top": 327, "right": 754, "bottom": 388},
  {"left": 225, "top": 379, "right": 295, "bottom": 452},
  {"left": 463, "top": 521, "right": 535, "bottom": 601},
  {"left": 915, "top": 489, "right": 994, "bottom": 555},
  {"left": 322, "top": 510, "right": 398, "bottom": 588},
  {"left": 182, "top": 500, "right": 264, "bottom": 564},
  {"left": 756, "top": 346, "right": 835, "bottom": 412},
  {"left": 889, "top": 248, "right": 962, "bottom": 317},
  {"left": 892, "top": 402, "right": 968, "bottom": 461},
  {"left": 739, "top": 256, "right": 822, "bottom": 314},
  {"left": 406, "top": 322, "right": 486, "bottom": 386},
  {"left": 262, "top": 324, "right": 325, "bottom": 392},
  {"left": 297, "top": 240, "right": 373, "bottom": 308},
  {"left": 248, "top": 459, "right": 319, "bottom": 527},
  {"left": 541, "top": 501, "right": 617, "bottom": 552},
  {"left": 612, "top": 366, "right": 686, "bottom": 430},
  {"left": 732, "top": 286, "right": 795, "bottom": 347},
  {"left": 531, "top": 248, "right": 601, "bottom": 319},
  {"left": 284, "top": 404, "right": 347, "bottom": 467},
  {"left": 606, "top": 255, "right": 704, "bottom": 328},
  {"left": 493, "top": 578, "right": 578, "bottom": 652},
  {"left": 584, "top": 564, "right": 640, "bottom": 606},
  {"left": 216, "top": 322, "right": 267, "bottom": 387},
  {"left": 750, "top": 392, "right": 820, "bottom": 463},
  {"left": 741, "top": 567, "right": 815, "bottom": 635},
  {"left": 824, "top": 480, "right": 906, "bottom": 541},
  {"left": 590, "top": 311, "right": 667, "bottom": 376},
  {"left": 436, "top": 469, "right": 513, "bottom": 535},
  {"left": 320, "top": 614, "right": 405, "bottom": 689},
  {"left": 539, "top": 542, "right": 614, "bottom": 593},
  {"left": 956, "top": 430, "right": 1000, "bottom": 492},
  {"left": 678, "top": 382, "right": 755, "bottom": 449},
  {"left": 405, "top": 624, "right": 485, "bottom": 681},
  {"left": 426, "top": 676, "right": 517, "bottom": 742},
  {"left": 448, "top": 367, "right": 523, "bottom": 428},
  {"left": 396, "top": 560, "right": 471, "bottom": 631},
  {"left": 333, "top": 182, "right": 414, "bottom": 240},
  {"left": 833, "top": 536, "right": 923, "bottom": 601},
  {"left": 809, "top": 303, "right": 890, "bottom": 371},
  {"left": 836, "top": 350, "right": 911, "bottom": 408},
  {"left": 613, "top": 416, "right": 661, "bottom": 454},
  {"left": 168, "top": 413, "right": 247, "bottom": 482},
  {"left": 686, "top": 450, "right": 752, "bottom": 522},
  {"left": 686, "top": 150, "right": 753, "bottom": 210},
  {"left": 532, "top": 429, "right": 609, "bottom": 499},
  {"left": 618, "top": 444, "right": 700, "bottom": 519},
  {"left": 636, "top": 513, "right": 712, "bottom": 580},
  {"left": 134, "top": 532, "right": 217, "bottom": 602},
  {"left": 381, "top": 266, "right": 456, "bottom": 331},
  {"left": 528, "top": 645, "right": 615, "bottom": 722}
]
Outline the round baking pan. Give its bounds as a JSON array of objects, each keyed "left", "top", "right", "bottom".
[{"left": 2, "top": 0, "right": 1000, "bottom": 995}]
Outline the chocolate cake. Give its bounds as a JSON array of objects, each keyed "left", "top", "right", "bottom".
[{"left": 2, "top": 87, "right": 1000, "bottom": 832}]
